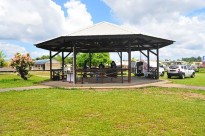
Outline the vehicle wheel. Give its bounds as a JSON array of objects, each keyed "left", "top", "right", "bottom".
[
  {"left": 167, "top": 74, "right": 171, "bottom": 79},
  {"left": 191, "top": 73, "right": 195, "bottom": 78},
  {"left": 180, "top": 74, "right": 185, "bottom": 79}
]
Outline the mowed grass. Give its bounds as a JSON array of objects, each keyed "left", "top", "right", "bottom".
[
  {"left": 30, "top": 71, "right": 50, "bottom": 77},
  {"left": 0, "top": 87, "right": 205, "bottom": 135},
  {"left": 0, "top": 73, "right": 49, "bottom": 89},
  {"left": 160, "top": 71, "right": 205, "bottom": 86}
]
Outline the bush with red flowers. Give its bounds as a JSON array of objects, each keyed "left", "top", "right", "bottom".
[{"left": 11, "top": 53, "right": 34, "bottom": 80}]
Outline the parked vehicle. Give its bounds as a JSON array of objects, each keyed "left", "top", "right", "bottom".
[
  {"left": 167, "top": 65, "right": 195, "bottom": 79},
  {"left": 190, "top": 65, "right": 199, "bottom": 72},
  {"left": 135, "top": 61, "right": 165, "bottom": 77}
]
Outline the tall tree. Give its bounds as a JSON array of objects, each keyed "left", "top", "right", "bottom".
[
  {"left": 54, "top": 55, "right": 72, "bottom": 64},
  {"left": 131, "top": 57, "right": 137, "bottom": 62},
  {"left": 77, "top": 53, "right": 111, "bottom": 68},
  {"left": 35, "top": 55, "right": 50, "bottom": 60},
  {"left": 0, "top": 51, "right": 6, "bottom": 67},
  {"left": 36, "top": 53, "right": 111, "bottom": 68},
  {"left": 182, "top": 56, "right": 202, "bottom": 63}
]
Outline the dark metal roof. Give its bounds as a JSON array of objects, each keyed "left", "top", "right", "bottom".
[{"left": 35, "top": 34, "right": 174, "bottom": 53}]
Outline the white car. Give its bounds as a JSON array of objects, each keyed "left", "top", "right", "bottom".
[{"left": 167, "top": 65, "right": 195, "bottom": 79}]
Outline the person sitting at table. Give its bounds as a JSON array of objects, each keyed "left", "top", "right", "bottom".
[
  {"left": 110, "top": 61, "right": 117, "bottom": 77},
  {"left": 96, "top": 62, "right": 105, "bottom": 81},
  {"left": 98, "top": 62, "right": 105, "bottom": 69},
  {"left": 111, "top": 61, "right": 117, "bottom": 68},
  {"left": 83, "top": 60, "right": 88, "bottom": 77}
]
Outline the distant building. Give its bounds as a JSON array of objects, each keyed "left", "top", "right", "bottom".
[
  {"left": 32, "top": 59, "right": 61, "bottom": 70},
  {"left": 161, "top": 60, "right": 187, "bottom": 66},
  {"left": 116, "top": 60, "right": 129, "bottom": 68},
  {"left": 192, "top": 62, "right": 202, "bottom": 67}
]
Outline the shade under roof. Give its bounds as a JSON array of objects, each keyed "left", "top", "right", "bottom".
[{"left": 36, "top": 22, "right": 174, "bottom": 53}]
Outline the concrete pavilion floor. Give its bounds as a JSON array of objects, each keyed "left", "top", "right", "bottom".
[{"left": 40, "top": 76, "right": 166, "bottom": 89}]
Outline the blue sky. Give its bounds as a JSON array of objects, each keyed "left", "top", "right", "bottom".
[{"left": 0, "top": 0, "right": 205, "bottom": 61}]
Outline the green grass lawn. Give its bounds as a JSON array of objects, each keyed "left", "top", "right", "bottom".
[
  {"left": 0, "top": 73, "right": 49, "bottom": 89},
  {"left": 160, "top": 71, "right": 205, "bottom": 86},
  {"left": 30, "top": 71, "right": 50, "bottom": 77},
  {"left": 0, "top": 87, "right": 205, "bottom": 135}
]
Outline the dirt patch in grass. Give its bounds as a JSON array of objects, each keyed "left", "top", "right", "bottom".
[
  {"left": 142, "top": 90, "right": 175, "bottom": 95},
  {"left": 142, "top": 89, "right": 205, "bottom": 100},
  {"left": 181, "top": 92, "right": 205, "bottom": 100},
  {"left": 160, "top": 90, "right": 175, "bottom": 95},
  {"left": 83, "top": 113, "right": 101, "bottom": 118}
]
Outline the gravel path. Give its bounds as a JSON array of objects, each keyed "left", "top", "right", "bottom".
[
  {"left": 0, "top": 85, "right": 52, "bottom": 92},
  {"left": 1, "top": 80, "right": 205, "bottom": 92}
]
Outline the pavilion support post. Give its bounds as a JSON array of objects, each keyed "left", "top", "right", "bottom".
[
  {"left": 156, "top": 47, "right": 159, "bottom": 79},
  {"left": 73, "top": 45, "right": 77, "bottom": 84},
  {"left": 62, "top": 52, "right": 64, "bottom": 80},
  {"left": 89, "top": 53, "right": 92, "bottom": 69},
  {"left": 120, "top": 52, "right": 122, "bottom": 68},
  {"left": 147, "top": 50, "right": 150, "bottom": 72},
  {"left": 49, "top": 51, "right": 52, "bottom": 80},
  {"left": 128, "top": 42, "right": 131, "bottom": 83},
  {"left": 120, "top": 52, "right": 123, "bottom": 83},
  {"left": 117, "top": 52, "right": 123, "bottom": 83}
]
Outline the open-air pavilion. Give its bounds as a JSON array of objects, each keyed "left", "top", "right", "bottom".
[{"left": 35, "top": 22, "right": 174, "bottom": 84}]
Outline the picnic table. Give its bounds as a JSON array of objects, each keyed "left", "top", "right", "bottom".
[{"left": 76, "top": 68, "right": 128, "bottom": 84}]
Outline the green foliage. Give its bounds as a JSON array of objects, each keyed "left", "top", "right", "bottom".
[
  {"left": 131, "top": 57, "right": 137, "bottom": 62},
  {"left": 0, "top": 51, "right": 6, "bottom": 67},
  {"left": 77, "top": 53, "right": 111, "bottom": 68},
  {"left": 54, "top": 55, "right": 72, "bottom": 64},
  {"left": 35, "top": 55, "right": 50, "bottom": 60},
  {"left": 10, "top": 53, "right": 34, "bottom": 80},
  {"left": 36, "top": 53, "right": 111, "bottom": 68},
  {"left": 54, "top": 55, "right": 62, "bottom": 63},
  {"left": 182, "top": 56, "right": 202, "bottom": 63},
  {"left": 76, "top": 53, "right": 89, "bottom": 67},
  {"left": 0, "top": 88, "right": 205, "bottom": 135}
]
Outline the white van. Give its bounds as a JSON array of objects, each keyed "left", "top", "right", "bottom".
[{"left": 135, "top": 61, "right": 164, "bottom": 77}]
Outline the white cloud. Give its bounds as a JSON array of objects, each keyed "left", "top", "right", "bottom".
[
  {"left": 63, "top": 0, "right": 93, "bottom": 33},
  {"left": 29, "top": 50, "right": 49, "bottom": 59},
  {"left": 0, "top": 0, "right": 93, "bottom": 59},
  {"left": 0, "top": 0, "right": 93, "bottom": 43},
  {"left": 103, "top": 0, "right": 205, "bottom": 60},
  {"left": 0, "top": 42, "right": 28, "bottom": 59},
  {"left": 0, "top": 41, "right": 50, "bottom": 59}
]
